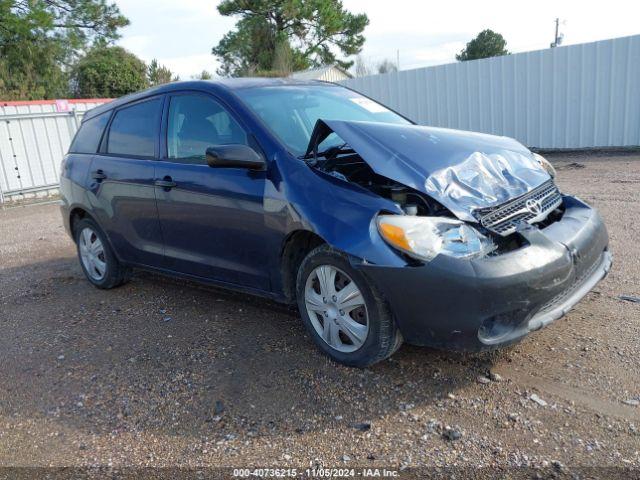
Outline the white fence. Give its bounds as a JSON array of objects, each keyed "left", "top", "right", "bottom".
[
  {"left": 1, "top": 35, "right": 639, "bottom": 203},
  {"left": 0, "top": 99, "right": 110, "bottom": 203},
  {"left": 341, "top": 34, "right": 640, "bottom": 150}
]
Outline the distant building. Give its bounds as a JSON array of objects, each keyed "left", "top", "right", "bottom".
[{"left": 290, "top": 65, "right": 353, "bottom": 83}]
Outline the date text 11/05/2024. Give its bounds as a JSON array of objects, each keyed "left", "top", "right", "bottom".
[{"left": 232, "top": 468, "right": 400, "bottom": 477}]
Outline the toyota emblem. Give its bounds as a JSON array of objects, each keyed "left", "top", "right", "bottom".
[{"left": 525, "top": 198, "right": 543, "bottom": 215}]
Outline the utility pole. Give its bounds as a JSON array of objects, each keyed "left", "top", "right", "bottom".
[
  {"left": 550, "top": 18, "right": 564, "bottom": 48},
  {"left": 396, "top": 49, "right": 400, "bottom": 71}
]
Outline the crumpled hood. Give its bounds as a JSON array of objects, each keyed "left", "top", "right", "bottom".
[{"left": 313, "top": 120, "right": 551, "bottom": 222}]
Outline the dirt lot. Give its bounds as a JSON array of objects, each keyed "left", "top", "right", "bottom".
[{"left": 0, "top": 153, "right": 639, "bottom": 478}]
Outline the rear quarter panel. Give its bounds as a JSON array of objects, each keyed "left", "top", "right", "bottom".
[{"left": 59, "top": 153, "right": 94, "bottom": 236}]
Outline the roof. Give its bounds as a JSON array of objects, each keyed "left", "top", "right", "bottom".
[
  {"left": 83, "top": 78, "right": 340, "bottom": 120},
  {"left": 1, "top": 98, "right": 112, "bottom": 107},
  {"left": 215, "top": 77, "right": 328, "bottom": 89},
  {"left": 290, "top": 65, "right": 353, "bottom": 81}
]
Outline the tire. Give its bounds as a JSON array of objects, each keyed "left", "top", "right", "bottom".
[
  {"left": 296, "top": 244, "right": 402, "bottom": 367},
  {"left": 74, "top": 218, "right": 131, "bottom": 289}
]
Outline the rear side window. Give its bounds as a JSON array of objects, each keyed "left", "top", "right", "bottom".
[
  {"left": 107, "top": 98, "right": 162, "bottom": 158},
  {"left": 69, "top": 111, "right": 110, "bottom": 154}
]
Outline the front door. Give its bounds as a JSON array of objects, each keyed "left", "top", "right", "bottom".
[{"left": 154, "top": 92, "right": 270, "bottom": 291}]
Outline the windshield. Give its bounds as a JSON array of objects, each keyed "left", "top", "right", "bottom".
[{"left": 235, "top": 84, "right": 411, "bottom": 156}]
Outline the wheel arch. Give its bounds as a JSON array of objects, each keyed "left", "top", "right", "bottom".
[
  {"left": 279, "top": 229, "right": 326, "bottom": 304},
  {"left": 68, "top": 207, "right": 123, "bottom": 263},
  {"left": 69, "top": 206, "right": 93, "bottom": 237}
]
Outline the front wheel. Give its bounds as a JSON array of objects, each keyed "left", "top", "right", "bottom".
[{"left": 296, "top": 245, "right": 402, "bottom": 367}]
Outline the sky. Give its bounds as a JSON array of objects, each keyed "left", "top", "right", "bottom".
[{"left": 115, "top": 0, "right": 640, "bottom": 79}]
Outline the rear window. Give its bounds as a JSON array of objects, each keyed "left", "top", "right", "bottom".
[
  {"left": 69, "top": 111, "right": 110, "bottom": 154},
  {"left": 107, "top": 98, "right": 162, "bottom": 158}
]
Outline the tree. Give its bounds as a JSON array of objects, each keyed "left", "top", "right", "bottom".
[
  {"left": 271, "top": 39, "right": 294, "bottom": 76},
  {"left": 0, "top": 27, "right": 69, "bottom": 100},
  {"left": 212, "top": 0, "right": 369, "bottom": 77},
  {"left": 354, "top": 55, "right": 371, "bottom": 77},
  {"left": 353, "top": 56, "right": 397, "bottom": 78},
  {"left": 0, "top": 0, "right": 128, "bottom": 100},
  {"left": 73, "top": 46, "right": 148, "bottom": 97},
  {"left": 456, "top": 29, "right": 509, "bottom": 62},
  {"left": 377, "top": 59, "right": 397, "bottom": 74},
  {"left": 192, "top": 70, "right": 213, "bottom": 80},
  {"left": 148, "top": 59, "right": 175, "bottom": 86}
]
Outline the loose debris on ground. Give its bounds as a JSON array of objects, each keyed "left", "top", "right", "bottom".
[{"left": 0, "top": 154, "right": 639, "bottom": 476}]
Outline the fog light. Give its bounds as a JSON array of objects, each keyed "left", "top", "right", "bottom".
[{"left": 478, "top": 310, "right": 529, "bottom": 343}]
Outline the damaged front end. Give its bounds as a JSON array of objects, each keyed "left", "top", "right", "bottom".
[
  {"left": 303, "top": 119, "right": 558, "bottom": 215},
  {"left": 303, "top": 119, "right": 559, "bottom": 261},
  {"left": 302, "top": 119, "right": 611, "bottom": 350}
]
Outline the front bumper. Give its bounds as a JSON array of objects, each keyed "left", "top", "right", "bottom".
[{"left": 359, "top": 196, "right": 611, "bottom": 351}]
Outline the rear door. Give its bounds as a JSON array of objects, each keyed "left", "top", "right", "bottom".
[
  {"left": 88, "top": 96, "right": 164, "bottom": 267},
  {"left": 154, "top": 91, "right": 270, "bottom": 290}
]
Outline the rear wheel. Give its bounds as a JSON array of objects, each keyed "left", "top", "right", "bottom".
[
  {"left": 74, "top": 218, "right": 130, "bottom": 289},
  {"left": 296, "top": 245, "right": 402, "bottom": 367}
]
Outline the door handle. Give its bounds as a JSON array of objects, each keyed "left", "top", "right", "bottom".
[
  {"left": 92, "top": 170, "right": 107, "bottom": 181},
  {"left": 155, "top": 177, "right": 177, "bottom": 189}
]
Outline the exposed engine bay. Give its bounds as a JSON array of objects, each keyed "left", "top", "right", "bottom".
[{"left": 312, "top": 146, "right": 450, "bottom": 217}]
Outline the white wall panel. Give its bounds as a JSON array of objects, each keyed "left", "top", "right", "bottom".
[
  {"left": 0, "top": 100, "right": 110, "bottom": 201},
  {"left": 341, "top": 35, "right": 640, "bottom": 149},
  {"left": 1, "top": 35, "right": 639, "bottom": 203}
]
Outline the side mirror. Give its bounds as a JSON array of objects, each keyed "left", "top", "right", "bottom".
[{"left": 206, "top": 144, "right": 265, "bottom": 170}]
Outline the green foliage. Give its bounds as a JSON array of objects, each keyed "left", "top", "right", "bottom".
[
  {"left": 456, "top": 29, "right": 509, "bottom": 62},
  {"left": 212, "top": 0, "right": 369, "bottom": 77},
  {"left": 252, "top": 69, "right": 289, "bottom": 78},
  {"left": 192, "top": 70, "right": 213, "bottom": 80},
  {"left": 0, "top": 26, "right": 69, "bottom": 99},
  {"left": 377, "top": 59, "right": 397, "bottom": 74},
  {"left": 271, "top": 39, "right": 294, "bottom": 75},
  {"left": 73, "top": 46, "right": 148, "bottom": 97},
  {"left": 0, "top": 0, "right": 128, "bottom": 100},
  {"left": 148, "top": 59, "right": 175, "bottom": 86}
]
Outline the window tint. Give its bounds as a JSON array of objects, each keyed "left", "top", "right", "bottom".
[
  {"left": 167, "top": 94, "right": 247, "bottom": 163},
  {"left": 69, "top": 111, "right": 110, "bottom": 154},
  {"left": 107, "top": 98, "right": 162, "bottom": 157}
]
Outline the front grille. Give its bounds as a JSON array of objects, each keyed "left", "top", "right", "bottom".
[{"left": 473, "top": 180, "right": 562, "bottom": 236}]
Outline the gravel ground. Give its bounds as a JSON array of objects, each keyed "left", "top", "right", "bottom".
[{"left": 0, "top": 153, "right": 639, "bottom": 478}]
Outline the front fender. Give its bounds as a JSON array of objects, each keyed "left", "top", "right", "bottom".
[{"left": 277, "top": 155, "right": 407, "bottom": 268}]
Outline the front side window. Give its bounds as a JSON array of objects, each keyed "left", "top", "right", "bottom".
[
  {"left": 167, "top": 94, "right": 248, "bottom": 164},
  {"left": 235, "top": 85, "right": 411, "bottom": 156},
  {"left": 69, "top": 111, "right": 111, "bottom": 154},
  {"left": 107, "top": 98, "right": 162, "bottom": 158}
]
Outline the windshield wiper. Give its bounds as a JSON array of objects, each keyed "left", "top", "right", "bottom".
[{"left": 300, "top": 142, "right": 353, "bottom": 162}]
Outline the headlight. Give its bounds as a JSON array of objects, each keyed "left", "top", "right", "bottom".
[
  {"left": 533, "top": 153, "right": 556, "bottom": 178},
  {"left": 377, "top": 215, "right": 496, "bottom": 262}
]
